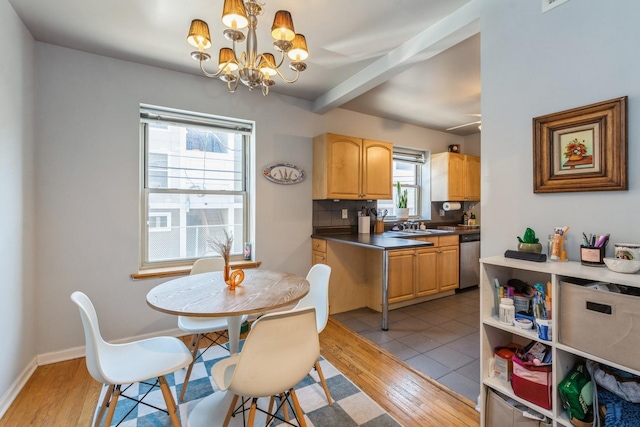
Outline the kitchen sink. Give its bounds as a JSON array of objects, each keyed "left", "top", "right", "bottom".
[{"left": 391, "top": 229, "right": 451, "bottom": 237}]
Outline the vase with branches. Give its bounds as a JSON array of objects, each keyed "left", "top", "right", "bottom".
[{"left": 207, "top": 229, "right": 244, "bottom": 289}]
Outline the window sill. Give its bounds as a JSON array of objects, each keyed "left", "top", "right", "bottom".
[{"left": 131, "top": 260, "right": 262, "bottom": 280}]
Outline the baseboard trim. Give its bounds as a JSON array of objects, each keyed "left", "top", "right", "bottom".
[
  {"left": 0, "top": 357, "right": 37, "bottom": 420},
  {"left": 2, "top": 327, "right": 185, "bottom": 418}
]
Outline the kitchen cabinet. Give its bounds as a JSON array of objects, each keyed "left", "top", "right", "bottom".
[
  {"left": 388, "top": 235, "right": 459, "bottom": 304},
  {"left": 312, "top": 133, "right": 393, "bottom": 200},
  {"left": 431, "top": 152, "right": 481, "bottom": 201},
  {"left": 312, "top": 238, "right": 327, "bottom": 265},
  {"left": 480, "top": 256, "right": 640, "bottom": 427},
  {"left": 310, "top": 237, "right": 372, "bottom": 314}
]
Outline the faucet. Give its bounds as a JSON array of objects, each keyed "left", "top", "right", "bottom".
[{"left": 403, "top": 221, "right": 416, "bottom": 230}]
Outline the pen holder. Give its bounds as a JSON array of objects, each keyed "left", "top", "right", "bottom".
[{"left": 580, "top": 245, "right": 606, "bottom": 266}]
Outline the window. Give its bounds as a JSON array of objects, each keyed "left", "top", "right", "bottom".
[
  {"left": 140, "top": 105, "right": 252, "bottom": 268},
  {"left": 377, "top": 147, "right": 429, "bottom": 219},
  {"left": 149, "top": 212, "right": 171, "bottom": 232}
]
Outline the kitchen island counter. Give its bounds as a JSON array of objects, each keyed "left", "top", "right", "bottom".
[
  {"left": 311, "top": 231, "right": 449, "bottom": 330},
  {"left": 311, "top": 232, "right": 436, "bottom": 250}
]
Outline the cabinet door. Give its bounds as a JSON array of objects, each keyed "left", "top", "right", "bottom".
[
  {"left": 448, "top": 154, "right": 466, "bottom": 200},
  {"left": 326, "top": 135, "right": 362, "bottom": 199},
  {"left": 415, "top": 248, "right": 438, "bottom": 296},
  {"left": 464, "top": 155, "right": 481, "bottom": 201},
  {"left": 362, "top": 139, "right": 393, "bottom": 199},
  {"left": 312, "top": 250, "right": 327, "bottom": 265},
  {"left": 431, "top": 152, "right": 466, "bottom": 201},
  {"left": 438, "top": 245, "right": 460, "bottom": 291},
  {"left": 388, "top": 250, "right": 415, "bottom": 303},
  {"left": 312, "top": 238, "right": 327, "bottom": 265}
]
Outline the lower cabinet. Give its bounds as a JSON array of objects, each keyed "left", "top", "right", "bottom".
[
  {"left": 312, "top": 238, "right": 327, "bottom": 265},
  {"left": 388, "top": 235, "right": 459, "bottom": 304}
]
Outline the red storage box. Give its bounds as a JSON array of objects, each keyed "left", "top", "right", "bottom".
[{"left": 511, "top": 354, "right": 552, "bottom": 410}]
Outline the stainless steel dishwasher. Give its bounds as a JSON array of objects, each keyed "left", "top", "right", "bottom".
[{"left": 459, "top": 232, "right": 480, "bottom": 289}]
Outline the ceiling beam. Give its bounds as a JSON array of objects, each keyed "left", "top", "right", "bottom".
[{"left": 311, "top": 0, "right": 481, "bottom": 114}]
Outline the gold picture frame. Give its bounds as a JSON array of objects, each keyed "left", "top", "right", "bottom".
[{"left": 533, "top": 96, "right": 627, "bottom": 193}]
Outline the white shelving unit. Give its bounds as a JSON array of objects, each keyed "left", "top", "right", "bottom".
[{"left": 479, "top": 255, "right": 640, "bottom": 427}]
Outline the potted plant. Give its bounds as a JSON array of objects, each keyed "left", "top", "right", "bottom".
[
  {"left": 517, "top": 227, "right": 542, "bottom": 253},
  {"left": 396, "top": 182, "right": 409, "bottom": 221}
]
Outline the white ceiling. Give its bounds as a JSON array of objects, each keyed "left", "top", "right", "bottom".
[{"left": 9, "top": 0, "right": 481, "bottom": 136}]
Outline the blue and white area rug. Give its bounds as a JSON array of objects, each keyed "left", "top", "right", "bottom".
[{"left": 94, "top": 342, "right": 400, "bottom": 426}]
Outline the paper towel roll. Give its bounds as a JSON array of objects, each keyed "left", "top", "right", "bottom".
[{"left": 443, "top": 202, "right": 462, "bottom": 211}]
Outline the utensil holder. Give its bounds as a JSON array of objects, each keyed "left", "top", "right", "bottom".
[
  {"left": 358, "top": 216, "right": 370, "bottom": 234},
  {"left": 374, "top": 220, "right": 384, "bottom": 234},
  {"left": 580, "top": 245, "right": 605, "bottom": 266}
]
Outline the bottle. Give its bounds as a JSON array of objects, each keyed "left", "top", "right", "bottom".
[
  {"left": 462, "top": 211, "right": 468, "bottom": 225},
  {"left": 547, "top": 234, "right": 553, "bottom": 258},
  {"left": 499, "top": 298, "right": 515, "bottom": 325},
  {"left": 470, "top": 212, "right": 476, "bottom": 225}
]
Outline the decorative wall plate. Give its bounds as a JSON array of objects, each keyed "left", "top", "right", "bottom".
[{"left": 262, "top": 162, "right": 305, "bottom": 184}]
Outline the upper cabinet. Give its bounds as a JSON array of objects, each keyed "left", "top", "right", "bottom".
[
  {"left": 313, "top": 133, "right": 393, "bottom": 200},
  {"left": 431, "top": 152, "right": 481, "bottom": 202}
]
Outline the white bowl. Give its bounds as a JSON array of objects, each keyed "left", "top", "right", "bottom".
[{"left": 603, "top": 257, "right": 640, "bottom": 274}]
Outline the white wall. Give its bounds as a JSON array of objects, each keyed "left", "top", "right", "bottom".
[
  {"left": 481, "top": 0, "right": 640, "bottom": 259},
  {"left": 0, "top": 0, "right": 37, "bottom": 412},
  {"left": 33, "top": 43, "right": 463, "bottom": 358},
  {"left": 464, "top": 132, "right": 481, "bottom": 157}
]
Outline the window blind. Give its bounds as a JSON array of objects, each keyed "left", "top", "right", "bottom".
[{"left": 393, "top": 147, "right": 427, "bottom": 164}]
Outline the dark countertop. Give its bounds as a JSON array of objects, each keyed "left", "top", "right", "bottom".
[
  {"left": 311, "top": 232, "right": 435, "bottom": 250},
  {"left": 311, "top": 226, "right": 481, "bottom": 250}
]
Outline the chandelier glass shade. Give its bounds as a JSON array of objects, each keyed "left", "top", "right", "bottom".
[{"left": 187, "top": 0, "right": 309, "bottom": 96}]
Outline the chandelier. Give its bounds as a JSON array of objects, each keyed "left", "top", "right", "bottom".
[{"left": 187, "top": 0, "right": 309, "bottom": 96}]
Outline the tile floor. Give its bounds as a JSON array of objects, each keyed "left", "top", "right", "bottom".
[{"left": 330, "top": 288, "right": 480, "bottom": 403}]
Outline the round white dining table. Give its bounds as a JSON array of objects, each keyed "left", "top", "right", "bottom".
[{"left": 146, "top": 268, "right": 309, "bottom": 354}]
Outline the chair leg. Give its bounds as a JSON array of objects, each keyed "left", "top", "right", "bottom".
[
  {"left": 103, "top": 385, "right": 121, "bottom": 427},
  {"left": 266, "top": 396, "right": 275, "bottom": 425},
  {"left": 289, "top": 388, "right": 307, "bottom": 427},
  {"left": 247, "top": 398, "right": 258, "bottom": 427},
  {"left": 280, "top": 393, "right": 290, "bottom": 421},
  {"left": 159, "top": 375, "right": 181, "bottom": 427},
  {"left": 179, "top": 333, "right": 202, "bottom": 401},
  {"left": 315, "top": 360, "right": 333, "bottom": 405},
  {"left": 223, "top": 394, "right": 239, "bottom": 427},
  {"left": 94, "top": 384, "right": 114, "bottom": 427}
]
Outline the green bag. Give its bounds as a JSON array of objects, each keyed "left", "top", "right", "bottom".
[{"left": 558, "top": 363, "right": 594, "bottom": 421}]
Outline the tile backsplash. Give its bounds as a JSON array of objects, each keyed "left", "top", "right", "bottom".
[
  {"left": 312, "top": 199, "right": 479, "bottom": 229},
  {"left": 312, "top": 200, "right": 378, "bottom": 227}
]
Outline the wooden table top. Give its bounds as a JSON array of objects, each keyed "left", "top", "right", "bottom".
[{"left": 146, "top": 269, "right": 310, "bottom": 317}]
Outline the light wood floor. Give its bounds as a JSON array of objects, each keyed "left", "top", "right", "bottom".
[{"left": 0, "top": 318, "right": 480, "bottom": 426}]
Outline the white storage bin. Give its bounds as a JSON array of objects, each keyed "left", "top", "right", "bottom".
[
  {"left": 559, "top": 280, "right": 640, "bottom": 372},
  {"left": 485, "top": 389, "right": 551, "bottom": 427}
]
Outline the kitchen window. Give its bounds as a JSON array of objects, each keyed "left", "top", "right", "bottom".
[
  {"left": 140, "top": 105, "right": 252, "bottom": 269},
  {"left": 378, "top": 147, "right": 429, "bottom": 219}
]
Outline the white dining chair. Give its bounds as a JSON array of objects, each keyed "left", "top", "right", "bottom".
[
  {"left": 294, "top": 263, "right": 333, "bottom": 404},
  {"left": 178, "top": 257, "right": 248, "bottom": 401},
  {"left": 211, "top": 307, "right": 319, "bottom": 427},
  {"left": 70, "top": 291, "right": 192, "bottom": 427}
]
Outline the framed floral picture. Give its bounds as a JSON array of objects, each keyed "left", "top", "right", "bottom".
[{"left": 533, "top": 97, "right": 627, "bottom": 193}]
